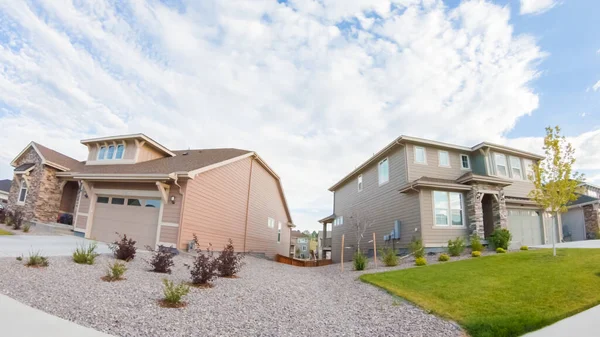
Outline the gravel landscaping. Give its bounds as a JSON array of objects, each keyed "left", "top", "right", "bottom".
[{"left": 0, "top": 252, "right": 464, "bottom": 337}]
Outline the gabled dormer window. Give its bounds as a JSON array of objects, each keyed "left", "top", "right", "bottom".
[
  {"left": 97, "top": 144, "right": 125, "bottom": 161},
  {"left": 115, "top": 144, "right": 125, "bottom": 159},
  {"left": 106, "top": 145, "right": 115, "bottom": 159},
  {"left": 98, "top": 146, "right": 107, "bottom": 160}
]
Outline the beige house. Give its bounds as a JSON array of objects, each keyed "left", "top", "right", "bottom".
[
  {"left": 322, "top": 136, "right": 559, "bottom": 262},
  {"left": 6, "top": 134, "right": 294, "bottom": 257}
]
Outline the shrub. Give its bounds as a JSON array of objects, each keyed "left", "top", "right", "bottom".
[
  {"left": 470, "top": 234, "right": 484, "bottom": 252},
  {"left": 379, "top": 247, "right": 398, "bottom": 267},
  {"left": 23, "top": 223, "right": 30, "bottom": 233},
  {"left": 0, "top": 210, "right": 6, "bottom": 224},
  {"left": 16, "top": 255, "right": 23, "bottom": 261},
  {"left": 447, "top": 237, "right": 466, "bottom": 256},
  {"left": 472, "top": 251, "right": 482, "bottom": 257},
  {"left": 11, "top": 210, "right": 23, "bottom": 230},
  {"left": 496, "top": 247, "right": 506, "bottom": 254},
  {"left": 25, "top": 251, "right": 49, "bottom": 267},
  {"left": 353, "top": 251, "right": 367, "bottom": 271},
  {"left": 415, "top": 257, "right": 427, "bottom": 266},
  {"left": 73, "top": 242, "right": 99, "bottom": 265},
  {"left": 161, "top": 279, "right": 190, "bottom": 308},
  {"left": 217, "top": 239, "right": 244, "bottom": 277},
  {"left": 520, "top": 246, "right": 529, "bottom": 251},
  {"left": 186, "top": 234, "right": 219, "bottom": 287},
  {"left": 103, "top": 261, "right": 127, "bottom": 281},
  {"left": 409, "top": 237, "right": 424, "bottom": 259},
  {"left": 438, "top": 253, "right": 450, "bottom": 262},
  {"left": 145, "top": 245, "right": 176, "bottom": 274},
  {"left": 109, "top": 233, "right": 137, "bottom": 261},
  {"left": 490, "top": 228, "right": 512, "bottom": 250}
]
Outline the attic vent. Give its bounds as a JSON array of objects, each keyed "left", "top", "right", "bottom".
[{"left": 182, "top": 152, "right": 189, "bottom": 156}]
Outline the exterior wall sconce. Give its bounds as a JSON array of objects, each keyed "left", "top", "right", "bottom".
[{"left": 170, "top": 196, "right": 175, "bottom": 204}]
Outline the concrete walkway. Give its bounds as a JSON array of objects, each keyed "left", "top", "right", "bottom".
[
  {"left": 0, "top": 235, "right": 112, "bottom": 257},
  {"left": 524, "top": 304, "right": 600, "bottom": 337},
  {"left": 532, "top": 239, "right": 600, "bottom": 249},
  {"left": 0, "top": 294, "right": 114, "bottom": 337}
]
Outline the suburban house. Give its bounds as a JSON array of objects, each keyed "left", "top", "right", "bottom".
[
  {"left": 317, "top": 229, "right": 332, "bottom": 259},
  {"left": 561, "top": 183, "right": 600, "bottom": 241},
  {"left": 0, "top": 179, "right": 10, "bottom": 205},
  {"left": 320, "top": 135, "right": 559, "bottom": 262},
  {"left": 289, "top": 229, "right": 303, "bottom": 257},
  {"left": 6, "top": 134, "right": 294, "bottom": 258}
]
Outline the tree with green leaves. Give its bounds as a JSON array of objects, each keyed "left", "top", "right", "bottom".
[{"left": 529, "top": 126, "right": 583, "bottom": 256}]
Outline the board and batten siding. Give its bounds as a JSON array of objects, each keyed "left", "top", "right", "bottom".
[
  {"left": 332, "top": 146, "right": 421, "bottom": 262},
  {"left": 406, "top": 143, "right": 471, "bottom": 181},
  {"left": 137, "top": 144, "right": 165, "bottom": 162},
  {"left": 419, "top": 189, "right": 470, "bottom": 247}
]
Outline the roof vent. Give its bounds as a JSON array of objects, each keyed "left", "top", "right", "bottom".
[{"left": 182, "top": 152, "right": 189, "bottom": 156}]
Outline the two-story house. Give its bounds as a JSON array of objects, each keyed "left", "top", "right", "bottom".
[
  {"left": 321, "top": 136, "right": 558, "bottom": 262},
  {"left": 6, "top": 134, "right": 294, "bottom": 258}
]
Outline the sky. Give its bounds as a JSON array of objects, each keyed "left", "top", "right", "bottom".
[{"left": 0, "top": 0, "right": 599, "bottom": 232}]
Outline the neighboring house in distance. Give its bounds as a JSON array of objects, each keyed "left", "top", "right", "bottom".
[
  {"left": 289, "top": 230, "right": 303, "bottom": 257},
  {"left": 296, "top": 236, "right": 310, "bottom": 258},
  {"left": 317, "top": 229, "right": 332, "bottom": 259},
  {"left": 562, "top": 183, "right": 600, "bottom": 241},
  {"left": 0, "top": 179, "right": 11, "bottom": 204},
  {"left": 6, "top": 134, "right": 294, "bottom": 258},
  {"left": 322, "top": 135, "right": 557, "bottom": 262}
]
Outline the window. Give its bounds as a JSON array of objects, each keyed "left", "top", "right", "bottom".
[
  {"left": 302, "top": 246, "right": 307, "bottom": 252},
  {"left": 127, "top": 199, "right": 142, "bottom": 206},
  {"left": 111, "top": 197, "right": 125, "bottom": 205},
  {"left": 438, "top": 151, "right": 450, "bottom": 167},
  {"left": 277, "top": 222, "right": 282, "bottom": 243},
  {"left": 115, "top": 144, "right": 125, "bottom": 159},
  {"left": 414, "top": 146, "right": 426, "bottom": 164},
  {"left": 460, "top": 154, "right": 470, "bottom": 169},
  {"left": 433, "top": 191, "right": 464, "bottom": 227},
  {"left": 97, "top": 196, "right": 109, "bottom": 204},
  {"left": 18, "top": 181, "right": 27, "bottom": 203},
  {"left": 145, "top": 199, "right": 161, "bottom": 208},
  {"left": 98, "top": 146, "right": 106, "bottom": 160},
  {"left": 357, "top": 175, "right": 363, "bottom": 192},
  {"left": 106, "top": 145, "right": 115, "bottom": 160},
  {"left": 509, "top": 156, "right": 523, "bottom": 179},
  {"left": 334, "top": 216, "right": 344, "bottom": 226},
  {"left": 494, "top": 153, "right": 508, "bottom": 177},
  {"left": 523, "top": 159, "right": 534, "bottom": 180},
  {"left": 378, "top": 158, "right": 389, "bottom": 185},
  {"left": 268, "top": 217, "right": 275, "bottom": 229}
]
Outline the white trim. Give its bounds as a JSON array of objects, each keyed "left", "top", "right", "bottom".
[
  {"left": 77, "top": 212, "right": 89, "bottom": 217},
  {"left": 155, "top": 199, "right": 166, "bottom": 248},
  {"left": 161, "top": 222, "right": 179, "bottom": 227},
  {"left": 432, "top": 190, "right": 466, "bottom": 228},
  {"left": 357, "top": 174, "right": 363, "bottom": 192},
  {"left": 83, "top": 181, "right": 96, "bottom": 239},
  {"left": 74, "top": 227, "right": 86, "bottom": 233},
  {"left": 73, "top": 183, "right": 84, "bottom": 231},
  {"left": 438, "top": 150, "right": 450, "bottom": 167},
  {"left": 17, "top": 179, "right": 28, "bottom": 205},
  {"left": 413, "top": 145, "right": 427, "bottom": 165},
  {"left": 472, "top": 142, "right": 544, "bottom": 160},
  {"left": 187, "top": 152, "right": 255, "bottom": 178},
  {"left": 10, "top": 142, "right": 43, "bottom": 166},
  {"left": 81, "top": 134, "right": 176, "bottom": 157},
  {"left": 71, "top": 173, "right": 171, "bottom": 180},
  {"left": 460, "top": 154, "right": 471, "bottom": 170},
  {"left": 509, "top": 156, "right": 524, "bottom": 180},
  {"left": 378, "top": 157, "right": 389, "bottom": 186},
  {"left": 94, "top": 188, "right": 161, "bottom": 198},
  {"left": 85, "top": 159, "right": 136, "bottom": 165},
  {"left": 493, "top": 152, "right": 508, "bottom": 178}
]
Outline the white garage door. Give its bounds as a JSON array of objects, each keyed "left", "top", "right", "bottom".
[
  {"left": 507, "top": 209, "right": 543, "bottom": 246},
  {"left": 91, "top": 195, "right": 161, "bottom": 248}
]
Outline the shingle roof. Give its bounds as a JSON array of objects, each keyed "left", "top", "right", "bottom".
[
  {"left": 568, "top": 194, "right": 600, "bottom": 206},
  {"left": 0, "top": 179, "right": 11, "bottom": 193},
  {"left": 33, "top": 142, "right": 84, "bottom": 171}
]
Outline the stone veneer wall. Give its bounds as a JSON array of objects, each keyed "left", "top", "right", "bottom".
[
  {"left": 466, "top": 183, "right": 507, "bottom": 239},
  {"left": 583, "top": 204, "right": 600, "bottom": 239}
]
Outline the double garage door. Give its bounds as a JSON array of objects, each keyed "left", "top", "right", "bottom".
[
  {"left": 91, "top": 195, "right": 161, "bottom": 248},
  {"left": 507, "top": 209, "right": 543, "bottom": 246}
]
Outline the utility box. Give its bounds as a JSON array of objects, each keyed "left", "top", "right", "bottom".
[{"left": 393, "top": 220, "right": 401, "bottom": 239}]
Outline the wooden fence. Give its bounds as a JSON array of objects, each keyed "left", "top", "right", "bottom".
[{"left": 275, "top": 254, "right": 333, "bottom": 267}]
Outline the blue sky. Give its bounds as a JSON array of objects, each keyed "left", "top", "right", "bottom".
[{"left": 0, "top": 0, "right": 599, "bottom": 231}]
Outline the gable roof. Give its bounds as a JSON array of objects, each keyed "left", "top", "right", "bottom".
[
  {"left": 0, "top": 179, "right": 11, "bottom": 193},
  {"left": 10, "top": 142, "right": 83, "bottom": 172},
  {"left": 568, "top": 194, "right": 600, "bottom": 207}
]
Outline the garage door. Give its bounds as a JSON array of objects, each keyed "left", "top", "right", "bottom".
[
  {"left": 507, "top": 209, "right": 543, "bottom": 246},
  {"left": 91, "top": 195, "right": 161, "bottom": 248}
]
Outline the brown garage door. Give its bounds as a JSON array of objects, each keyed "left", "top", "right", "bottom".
[{"left": 91, "top": 195, "right": 161, "bottom": 248}]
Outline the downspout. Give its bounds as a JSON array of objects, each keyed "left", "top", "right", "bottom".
[{"left": 243, "top": 157, "right": 255, "bottom": 253}]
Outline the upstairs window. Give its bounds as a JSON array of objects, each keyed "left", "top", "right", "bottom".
[
  {"left": 414, "top": 146, "right": 426, "bottom": 164},
  {"left": 98, "top": 146, "right": 107, "bottom": 160},
  {"left": 494, "top": 153, "right": 508, "bottom": 177},
  {"left": 438, "top": 151, "right": 450, "bottom": 167},
  {"left": 509, "top": 156, "right": 523, "bottom": 179},
  {"left": 18, "top": 181, "right": 28, "bottom": 204},
  {"left": 106, "top": 145, "right": 115, "bottom": 160},
  {"left": 523, "top": 159, "right": 534, "bottom": 180},
  {"left": 357, "top": 175, "right": 363, "bottom": 192},
  {"left": 378, "top": 158, "right": 389, "bottom": 185},
  {"left": 115, "top": 144, "right": 125, "bottom": 159},
  {"left": 334, "top": 216, "right": 344, "bottom": 226},
  {"left": 460, "top": 154, "right": 470, "bottom": 169}
]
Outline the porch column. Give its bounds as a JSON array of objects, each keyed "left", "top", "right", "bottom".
[
  {"left": 492, "top": 190, "right": 508, "bottom": 229},
  {"left": 467, "top": 188, "right": 484, "bottom": 239}
]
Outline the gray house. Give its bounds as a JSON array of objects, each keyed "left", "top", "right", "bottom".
[
  {"left": 0, "top": 179, "right": 11, "bottom": 205},
  {"left": 321, "top": 136, "right": 560, "bottom": 262},
  {"left": 561, "top": 183, "right": 600, "bottom": 241}
]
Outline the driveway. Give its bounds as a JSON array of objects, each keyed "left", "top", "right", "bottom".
[
  {"left": 532, "top": 239, "right": 600, "bottom": 249},
  {"left": 0, "top": 235, "right": 112, "bottom": 257}
]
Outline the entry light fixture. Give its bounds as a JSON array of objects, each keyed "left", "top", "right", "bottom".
[{"left": 170, "top": 196, "right": 175, "bottom": 204}]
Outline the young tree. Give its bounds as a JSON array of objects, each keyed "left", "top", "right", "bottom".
[
  {"left": 348, "top": 208, "right": 375, "bottom": 253},
  {"left": 529, "top": 126, "right": 583, "bottom": 256}
]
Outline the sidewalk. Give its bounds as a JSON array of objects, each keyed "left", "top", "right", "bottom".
[
  {"left": 0, "top": 294, "right": 114, "bottom": 337},
  {"left": 524, "top": 304, "right": 600, "bottom": 337}
]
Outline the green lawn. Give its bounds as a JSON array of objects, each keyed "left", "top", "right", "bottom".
[
  {"left": 361, "top": 249, "right": 600, "bottom": 337},
  {"left": 0, "top": 228, "right": 13, "bottom": 235}
]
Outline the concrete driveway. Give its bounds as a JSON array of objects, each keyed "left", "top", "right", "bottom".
[
  {"left": 0, "top": 235, "right": 112, "bottom": 257},
  {"left": 531, "top": 239, "right": 600, "bottom": 249}
]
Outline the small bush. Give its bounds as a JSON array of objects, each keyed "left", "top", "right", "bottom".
[
  {"left": 11, "top": 210, "right": 23, "bottom": 230},
  {"left": 0, "top": 210, "right": 6, "bottom": 224},
  {"left": 447, "top": 237, "right": 466, "bottom": 256},
  {"left": 353, "top": 251, "right": 368, "bottom": 271},
  {"left": 109, "top": 233, "right": 137, "bottom": 261},
  {"left": 520, "top": 246, "right": 529, "bottom": 251},
  {"left": 161, "top": 279, "right": 190, "bottom": 308},
  {"left": 438, "top": 253, "right": 450, "bottom": 262},
  {"left": 470, "top": 234, "right": 484, "bottom": 252},
  {"left": 472, "top": 251, "right": 482, "bottom": 257},
  {"left": 490, "top": 228, "right": 512, "bottom": 250},
  {"left": 217, "top": 239, "right": 244, "bottom": 277},
  {"left": 496, "top": 247, "right": 506, "bottom": 254},
  {"left": 379, "top": 247, "right": 398, "bottom": 267},
  {"left": 186, "top": 234, "right": 219, "bottom": 286},
  {"left": 409, "top": 237, "right": 424, "bottom": 259},
  {"left": 73, "top": 242, "right": 99, "bottom": 265},
  {"left": 103, "top": 261, "right": 127, "bottom": 281},
  {"left": 415, "top": 257, "right": 427, "bottom": 266},
  {"left": 145, "top": 245, "right": 176, "bottom": 274},
  {"left": 16, "top": 255, "right": 23, "bottom": 261},
  {"left": 23, "top": 223, "right": 30, "bottom": 233},
  {"left": 25, "top": 251, "right": 49, "bottom": 267}
]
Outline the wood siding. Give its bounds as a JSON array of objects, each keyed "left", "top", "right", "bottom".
[
  {"left": 75, "top": 214, "right": 87, "bottom": 229},
  {"left": 406, "top": 143, "right": 471, "bottom": 181},
  {"left": 77, "top": 190, "right": 91, "bottom": 213},
  {"left": 162, "top": 182, "right": 185, "bottom": 224},
  {"left": 503, "top": 180, "right": 535, "bottom": 199},
  {"left": 332, "top": 146, "right": 421, "bottom": 262},
  {"left": 59, "top": 182, "right": 78, "bottom": 213},
  {"left": 159, "top": 226, "right": 178, "bottom": 244},
  {"left": 419, "top": 189, "right": 470, "bottom": 246}
]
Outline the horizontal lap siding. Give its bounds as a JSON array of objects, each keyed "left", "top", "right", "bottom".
[
  {"left": 78, "top": 192, "right": 90, "bottom": 213},
  {"left": 406, "top": 143, "right": 471, "bottom": 181},
  {"left": 420, "top": 189, "right": 469, "bottom": 247},
  {"left": 75, "top": 215, "right": 87, "bottom": 229},
  {"left": 162, "top": 182, "right": 185, "bottom": 224},
  {"left": 160, "top": 226, "right": 178, "bottom": 244},
  {"left": 179, "top": 158, "right": 251, "bottom": 251},
  {"left": 503, "top": 180, "right": 534, "bottom": 199},
  {"left": 246, "top": 161, "right": 291, "bottom": 258}
]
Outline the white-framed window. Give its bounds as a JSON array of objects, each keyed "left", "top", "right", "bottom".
[
  {"left": 433, "top": 191, "right": 464, "bottom": 227},
  {"left": 98, "top": 146, "right": 107, "bottom": 160},
  {"left": 357, "top": 174, "right": 363, "bottom": 192},
  {"left": 268, "top": 217, "right": 275, "bottom": 229},
  {"left": 378, "top": 158, "right": 389, "bottom": 185},
  {"left": 18, "top": 180, "right": 28, "bottom": 204},
  {"left": 414, "top": 146, "right": 426, "bottom": 164},
  {"left": 509, "top": 156, "right": 523, "bottom": 179},
  {"left": 523, "top": 159, "right": 534, "bottom": 180},
  {"left": 494, "top": 153, "right": 508, "bottom": 177},
  {"left": 106, "top": 145, "right": 115, "bottom": 160},
  {"left": 277, "top": 222, "right": 282, "bottom": 243},
  {"left": 334, "top": 216, "right": 344, "bottom": 226},
  {"left": 460, "top": 154, "right": 470, "bottom": 170},
  {"left": 302, "top": 246, "right": 307, "bottom": 252},
  {"left": 438, "top": 150, "right": 450, "bottom": 167},
  {"left": 115, "top": 144, "right": 125, "bottom": 159}
]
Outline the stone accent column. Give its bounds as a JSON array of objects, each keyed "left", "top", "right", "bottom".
[
  {"left": 493, "top": 189, "right": 508, "bottom": 229},
  {"left": 467, "top": 188, "right": 484, "bottom": 238},
  {"left": 583, "top": 205, "right": 600, "bottom": 239}
]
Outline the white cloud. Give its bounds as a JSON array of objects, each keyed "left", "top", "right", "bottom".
[
  {"left": 0, "top": 0, "right": 554, "bottom": 231},
  {"left": 520, "top": 0, "right": 559, "bottom": 15},
  {"left": 593, "top": 80, "right": 600, "bottom": 92}
]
